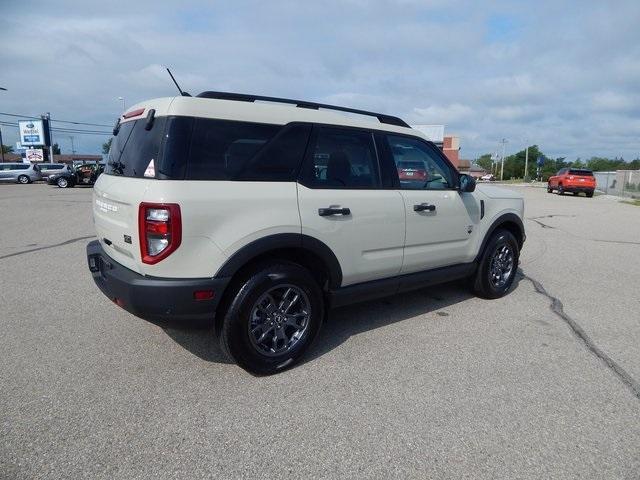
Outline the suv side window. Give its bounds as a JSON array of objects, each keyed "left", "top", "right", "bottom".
[
  {"left": 186, "top": 119, "right": 280, "bottom": 180},
  {"left": 386, "top": 135, "right": 455, "bottom": 190},
  {"left": 300, "top": 126, "right": 380, "bottom": 189},
  {"left": 237, "top": 123, "right": 311, "bottom": 181}
]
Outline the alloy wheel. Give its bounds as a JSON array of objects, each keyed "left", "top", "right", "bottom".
[
  {"left": 489, "top": 244, "right": 514, "bottom": 289},
  {"left": 248, "top": 285, "right": 310, "bottom": 356}
]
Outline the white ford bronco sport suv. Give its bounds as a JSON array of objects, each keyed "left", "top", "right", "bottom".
[{"left": 87, "top": 91, "right": 525, "bottom": 374}]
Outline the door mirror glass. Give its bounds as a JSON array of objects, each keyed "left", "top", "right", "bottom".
[{"left": 459, "top": 174, "right": 476, "bottom": 192}]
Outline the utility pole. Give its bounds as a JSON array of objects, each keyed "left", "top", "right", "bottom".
[
  {"left": 46, "top": 112, "right": 54, "bottom": 163},
  {"left": 0, "top": 88, "right": 5, "bottom": 162},
  {"left": 0, "top": 127, "right": 4, "bottom": 162},
  {"left": 69, "top": 136, "right": 76, "bottom": 154},
  {"left": 500, "top": 138, "right": 507, "bottom": 181},
  {"left": 524, "top": 146, "right": 529, "bottom": 182}
]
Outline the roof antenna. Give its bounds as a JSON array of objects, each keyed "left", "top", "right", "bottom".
[{"left": 166, "top": 67, "right": 191, "bottom": 97}]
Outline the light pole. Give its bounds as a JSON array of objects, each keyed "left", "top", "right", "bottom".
[
  {"left": 68, "top": 136, "right": 76, "bottom": 154},
  {"left": 524, "top": 146, "right": 529, "bottom": 182},
  {"left": 118, "top": 96, "right": 126, "bottom": 111},
  {"left": 500, "top": 138, "right": 508, "bottom": 181}
]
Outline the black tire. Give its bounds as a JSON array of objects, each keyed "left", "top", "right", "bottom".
[
  {"left": 17, "top": 175, "right": 30, "bottom": 184},
  {"left": 572, "top": 192, "right": 578, "bottom": 196},
  {"left": 57, "top": 177, "right": 69, "bottom": 188},
  {"left": 219, "top": 262, "right": 324, "bottom": 375},
  {"left": 547, "top": 184, "right": 553, "bottom": 193},
  {"left": 558, "top": 184, "right": 564, "bottom": 195},
  {"left": 586, "top": 191, "right": 594, "bottom": 198},
  {"left": 472, "top": 229, "right": 519, "bottom": 299}
]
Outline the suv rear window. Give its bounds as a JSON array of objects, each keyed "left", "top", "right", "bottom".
[
  {"left": 106, "top": 118, "right": 166, "bottom": 177},
  {"left": 568, "top": 169, "right": 593, "bottom": 176}
]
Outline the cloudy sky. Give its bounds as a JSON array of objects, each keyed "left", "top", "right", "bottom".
[{"left": 1, "top": 0, "right": 639, "bottom": 160}]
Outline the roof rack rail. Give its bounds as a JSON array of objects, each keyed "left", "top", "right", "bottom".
[{"left": 195, "top": 91, "right": 411, "bottom": 128}]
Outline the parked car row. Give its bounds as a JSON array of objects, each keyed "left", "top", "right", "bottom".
[{"left": 0, "top": 162, "right": 103, "bottom": 187}]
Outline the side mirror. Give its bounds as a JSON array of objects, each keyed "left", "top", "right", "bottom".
[{"left": 459, "top": 174, "right": 476, "bottom": 192}]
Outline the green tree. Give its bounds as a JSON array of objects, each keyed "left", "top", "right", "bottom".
[
  {"left": 570, "top": 158, "right": 585, "bottom": 168},
  {"left": 102, "top": 138, "right": 113, "bottom": 155},
  {"left": 476, "top": 153, "right": 493, "bottom": 172},
  {"left": 52, "top": 143, "right": 61, "bottom": 155},
  {"left": 1, "top": 144, "right": 14, "bottom": 154}
]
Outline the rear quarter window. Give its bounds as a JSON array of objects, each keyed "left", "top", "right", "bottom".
[{"left": 185, "top": 118, "right": 280, "bottom": 180}]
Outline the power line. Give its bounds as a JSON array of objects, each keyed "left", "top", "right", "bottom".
[
  {"left": 0, "top": 111, "right": 113, "bottom": 128},
  {"left": 0, "top": 120, "right": 111, "bottom": 136}
]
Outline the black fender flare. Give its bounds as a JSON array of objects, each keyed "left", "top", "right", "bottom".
[
  {"left": 215, "top": 233, "right": 343, "bottom": 288},
  {"left": 474, "top": 213, "right": 525, "bottom": 263}
]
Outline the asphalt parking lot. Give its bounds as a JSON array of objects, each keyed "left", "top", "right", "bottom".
[{"left": 1, "top": 183, "right": 639, "bottom": 479}]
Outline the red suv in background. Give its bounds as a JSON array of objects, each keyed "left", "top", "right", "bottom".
[
  {"left": 547, "top": 168, "right": 596, "bottom": 197},
  {"left": 397, "top": 160, "right": 428, "bottom": 183}
]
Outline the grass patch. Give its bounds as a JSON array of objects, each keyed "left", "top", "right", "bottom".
[{"left": 620, "top": 199, "right": 640, "bottom": 206}]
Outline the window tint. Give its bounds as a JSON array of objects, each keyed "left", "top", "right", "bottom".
[
  {"left": 302, "top": 127, "right": 379, "bottom": 189},
  {"left": 186, "top": 119, "right": 279, "bottom": 180},
  {"left": 237, "top": 123, "right": 311, "bottom": 181},
  {"left": 106, "top": 118, "right": 166, "bottom": 177},
  {"left": 386, "top": 135, "right": 454, "bottom": 190},
  {"left": 569, "top": 169, "right": 593, "bottom": 176},
  {"left": 14, "top": 164, "right": 29, "bottom": 170}
]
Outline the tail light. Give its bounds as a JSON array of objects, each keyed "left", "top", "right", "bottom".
[
  {"left": 138, "top": 203, "right": 181, "bottom": 264},
  {"left": 569, "top": 176, "right": 574, "bottom": 180}
]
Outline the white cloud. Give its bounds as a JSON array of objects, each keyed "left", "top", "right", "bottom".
[
  {"left": 0, "top": 0, "right": 639, "bottom": 160},
  {"left": 413, "top": 104, "right": 475, "bottom": 124}
]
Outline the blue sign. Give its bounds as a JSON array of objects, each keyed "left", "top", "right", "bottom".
[{"left": 536, "top": 155, "right": 545, "bottom": 167}]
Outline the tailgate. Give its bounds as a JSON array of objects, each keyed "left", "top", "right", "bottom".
[{"left": 93, "top": 174, "right": 150, "bottom": 274}]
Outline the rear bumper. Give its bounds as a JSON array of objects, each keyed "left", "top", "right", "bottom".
[
  {"left": 563, "top": 185, "right": 594, "bottom": 193},
  {"left": 86, "top": 240, "right": 230, "bottom": 322}
]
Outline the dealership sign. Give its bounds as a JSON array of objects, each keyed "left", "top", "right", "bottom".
[
  {"left": 18, "top": 120, "right": 45, "bottom": 146},
  {"left": 25, "top": 148, "right": 44, "bottom": 162}
]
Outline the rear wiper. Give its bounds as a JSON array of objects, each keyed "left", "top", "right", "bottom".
[{"left": 108, "top": 160, "right": 125, "bottom": 174}]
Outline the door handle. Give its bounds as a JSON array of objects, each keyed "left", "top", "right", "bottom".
[
  {"left": 318, "top": 207, "right": 351, "bottom": 217},
  {"left": 413, "top": 203, "right": 436, "bottom": 212}
]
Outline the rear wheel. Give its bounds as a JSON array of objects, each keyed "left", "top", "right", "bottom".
[
  {"left": 572, "top": 192, "right": 578, "bottom": 196},
  {"left": 586, "top": 190, "right": 594, "bottom": 198},
  {"left": 472, "top": 229, "right": 519, "bottom": 299},
  {"left": 57, "top": 177, "right": 69, "bottom": 188},
  {"left": 547, "top": 184, "right": 553, "bottom": 193},
  {"left": 558, "top": 184, "right": 564, "bottom": 195},
  {"left": 219, "top": 262, "right": 324, "bottom": 375},
  {"left": 17, "top": 175, "right": 30, "bottom": 184}
]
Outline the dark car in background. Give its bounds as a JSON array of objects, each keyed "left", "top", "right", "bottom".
[
  {"left": 39, "top": 163, "right": 73, "bottom": 179},
  {"left": 48, "top": 163, "right": 104, "bottom": 188}
]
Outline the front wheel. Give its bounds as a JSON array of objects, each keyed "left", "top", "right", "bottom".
[
  {"left": 547, "top": 184, "right": 553, "bottom": 193},
  {"left": 472, "top": 229, "right": 519, "bottom": 299},
  {"left": 57, "top": 177, "right": 69, "bottom": 188},
  {"left": 558, "top": 185, "right": 565, "bottom": 195},
  {"left": 17, "top": 175, "right": 30, "bottom": 184},
  {"left": 219, "top": 262, "right": 324, "bottom": 375}
]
